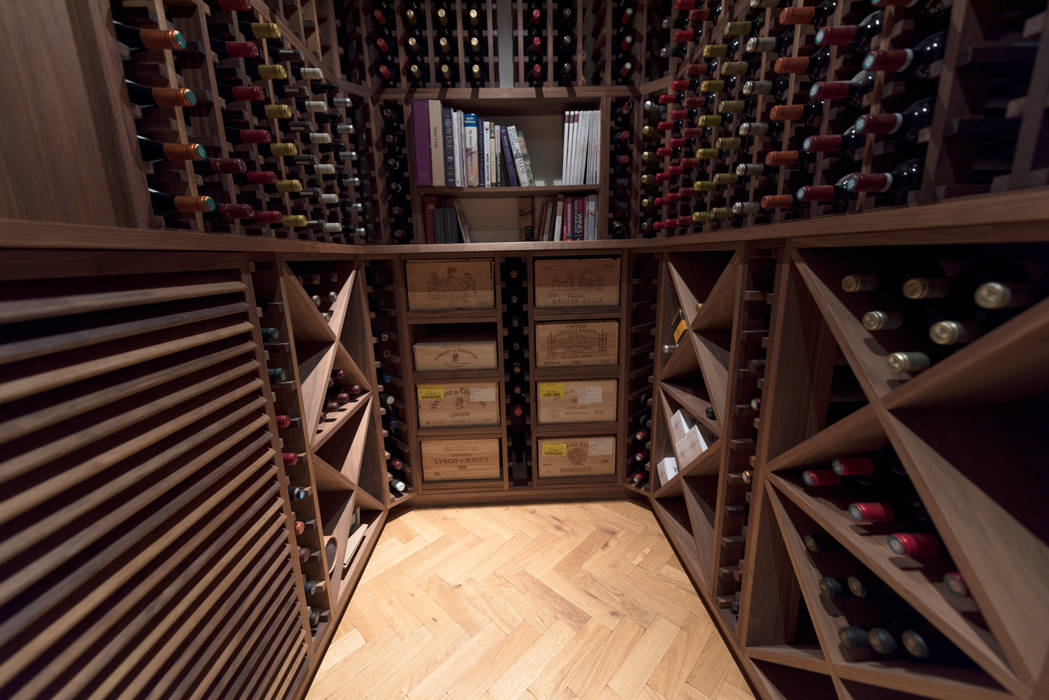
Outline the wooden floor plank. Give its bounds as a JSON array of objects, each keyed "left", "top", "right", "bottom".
[{"left": 306, "top": 501, "right": 753, "bottom": 700}]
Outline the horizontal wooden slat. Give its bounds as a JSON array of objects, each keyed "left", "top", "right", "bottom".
[
  {"left": 89, "top": 515, "right": 287, "bottom": 699},
  {"left": 0, "top": 405, "right": 269, "bottom": 600},
  {"left": 0, "top": 380, "right": 264, "bottom": 518},
  {"left": 218, "top": 599, "right": 303, "bottom": 700},
  {"left": 0, "top": 320, "right": 255, "bottom": 403},
  {"left": 0, "top": 299, "right": 249, "bottom": 365},
  {"left": 241, "top": 604, "right": 306, "bottom": 700},
  {"left": 1, "top": 359, "right": 259, "bottom": 484},
  {"left": 0, "top": 433, "right": 273, "bottom": 651},
  {"left": 0, "top": 340, "right": 257, "bottom": 443},
  {"left": 18, "top": 465, "right": 278, "bottom": 700},
  {"left": 0, "top": 280, "right": 246, "bottom": 324}
]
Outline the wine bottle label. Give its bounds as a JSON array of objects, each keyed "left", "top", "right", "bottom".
[
  {"left": 257, "top": 64, "right": 288, "bottom": 80},
  {"left": 264, "top": 104, "right": 292, "bottom": 119}
]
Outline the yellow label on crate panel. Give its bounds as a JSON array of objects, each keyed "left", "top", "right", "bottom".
[
  {"left": 538, "top": 382, "right": 565, "bottom": 398},
  {"left": 417, "top": 385, "right": 445, "bottom": 400},
  {"left": 673, "top": 319, "right": 688, "bottom": 343},
  {"left": 542, "top": 442, "right": 567, "bottom": 457}
]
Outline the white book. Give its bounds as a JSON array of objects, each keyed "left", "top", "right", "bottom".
[
  {"left": 579, "top": 110, "right": 592, "bottom": 186},
  {"left": 586, "top": 110, "right": 601, "bottom": 185},
  {"left": 507, "top": 126, "right": 529, "bottom": 187},
  {"left": 428, "top": 100, "right": 444, "bottom": 187},
  {"left": 451, "top": 110, "right": 463, "bottom": 187},
  {"left": 569, "top": 111, "right": 581, "bottom": 185},
  {"left": 490, "top": 127, "right": 497, "bottom": 186},
  {"left": 585, "top": 195, "right": 597, "bottom": 240},
  {"left": 561, "top": 111, "right": 571, "bottom": 184},
  {"left": 481, "top": 119, "right": 491, "bottom": 187},
  {"left": 457, "top": 110, "right": 466, "bottom": 186}
]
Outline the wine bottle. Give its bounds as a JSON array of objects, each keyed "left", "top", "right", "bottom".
[
  {"left": 855, "top": 97, "right": 935, "bottom": 138},
  {"left": 863, "top": 31, "right": 947, "bottom": 74},
  {"left": 113, "top": 21, "right": 186, "bottom": 51},
  {"left": 148, "top": 189, "right": 215, "bottom": 216},
  {"left": 844, "top": 158, "right": 923, "bottom": 195},
  {"left": 816, "top": 11, "right": 884, "bottom": 50},
  {"left": 125, "top": 80, "right": 196, "bottom": 108},
  {"left": 779, "top": 2, "right": 838, "bottom": 26},
  {"left": 138, "top": 136, "right": 207, "bottom": 163},
  {"left": 810, "top": 70, "right": 875, "bottom": 102}
]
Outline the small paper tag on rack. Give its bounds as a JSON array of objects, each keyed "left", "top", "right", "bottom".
[
  {"left": 417, "top": 385, "right": 445, "bottom": 400},
  {"left": 673, "top": 318, "right": 688, "bottom": 343},
  {"left": 539, "top": 382, "right": 565, "bottom": 398},
  {"left": 542, "top": 442, "right": 567, "bottom": 457}
]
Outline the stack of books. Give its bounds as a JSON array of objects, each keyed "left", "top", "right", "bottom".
[
  {"left": 411, "top": 99, "right": 536, "bottom": 188},
  {"left": 536, "top": 194, "right": 599, "bottom": 241},
  {"left": 560, "top": 109, "right": 601, "bottom": 186}
]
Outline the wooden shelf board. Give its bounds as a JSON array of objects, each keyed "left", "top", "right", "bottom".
[
  {"left": 659, "top": 330, "right": 702, "bottom": 382},
  {"left": 832, "top": 659, "right": 1015, "bottom": 700},
  {"left": 410, "top": 369, "right": 502, "bottom": 383},
  {"left": 882, "top": 406, "right": 1049, "bottom": 688},
  {"left": 531, "top": 307, "right": 623, "bottom": 321},
  {"left": 665, "top": 260, "right": 702, "bottom": 328},
  {"left": 333, "top": 343, "right": 372, "bottom": 394},
  {"left": 296, "top": 340, "right": 339, "bottom": 439},
  {"left": 532, "top": 365, "right": 620, "bottom": 381},
  {"left": 281, "top": 270, "right": 336, "bottom": 345},
  {"left": 766, "top": 404, "right": 885, "bottom": 472},
  {"left": 692, "top": 331, "right": 731, "bottom": 416},
  {"left": 310, "top": 393, "right": 370, "bottom": 452},
  {"left": 532, "top": 422, "right": 620, "bottom": 436},
  {"left": 324, "top": 270, "right": 356, "bottom": 339},
  {"left": 768, "top": 473, "right": 1025, "bottom": 696},
  {"left": 660, "top": 381, "right": 721, "bottom": 437},
  {"left": 418, "top": 185, "right": 599, "bottom": 198},
  {"left": 415, "top": 425, "right": 503, "bottom": 439},
  {"left": 652, "top": 497, "right": 709, "bottom": 592},
  {"left": 745, "top": 645, "right": 828, "bottom": 675},
  {"left": 693, "top": 257, "right": 741, "bottom": 332},
  {"left": 681, "top": 476, "right": 717, "bottom": 577},
  {"left": 405, "top": 310, "right": 498, "bottom": 324},
  {"left": 335, "top": 510, "right": 387, "bottom": 611}
]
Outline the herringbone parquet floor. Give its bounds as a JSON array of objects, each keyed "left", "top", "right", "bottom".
[{"left": 306, "top": 499, "right": 754, "bottom": 700}]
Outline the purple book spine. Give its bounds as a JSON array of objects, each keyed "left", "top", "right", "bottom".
[{"left": 411, "top": 99, "right": 432, "bottom": 187}]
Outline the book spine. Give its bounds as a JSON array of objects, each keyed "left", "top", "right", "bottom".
[
  {"left": 411, "top": 99, "right": 432, "bottom": 187},
  {"left": 451, "top": 110, "right": 462, "bottom": 187},
  {"left": 507, "top": 126, "right": 529, "bottom": 187},
  {"left": 478, "top": 119, "right": 487, "bottom": 187},
  {"left": 574, "top": 197, "right": 585, "bottom": 240},
  {"left": 441, "top": 107, "right": 455, "bottom": 187},
  {"left": 422, "top": 195, "right": 438, "bottom": 244},
  {"left": 428, "top": 100, "right": 444, "bottom": 187},
  {"left": 518, "top": 131, "right": 536, "bottom": 186},
  {"left": 501, "top": 127, "right": 518, "bottom": 187},
  {"left": 464, "top": 113, "right": 478, "bottom": 187}
]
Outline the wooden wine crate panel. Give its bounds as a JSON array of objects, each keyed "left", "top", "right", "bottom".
[
  {"left": 413, "top": 340, "right": 499, "bottom": 371},
  {"left": 535, "top": 320, "right": 620, "bottom": 367},
  {"left": 415, "top": 381, "right": 500, "bottom": 427},
  {"left": 536, "top": 379, "right": 618, "bottom": 424},
  {"left": 533, "top": 257, "right": 621, "bottom": 307},
  {"left": 404, "top": 259, "right": 495, "bottom": 310},
  {"left": 0, "top": 253, "right": 309, "bottom": 700},
  {"left": 421, "top": 438, "right": 502, "bottom": 481},
  {"left": 537, "top": 436, "right": 616, "bottom": 477}
]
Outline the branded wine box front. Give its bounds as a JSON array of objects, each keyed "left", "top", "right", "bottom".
[
  {"left": 416, "top": 381, "right": 500, "bottom": 427},
  {"left": 421, "top": 439, "right": 502, "bottom": 481},
  {"left": 536, "top": 379, "right": 618, "bottom": 423},
  {"left": 533, "top": 257, "right": 621, "bottom": 307},
  {"left": 405, "top": 258, "right": 495, "bottom": 310},
  {"left": 537, "top": 437, "right": 617, "bottom": 477},
  {"left": 413, "top": 341, "right": 499, "bottom": 371},
  {"left": 534, "top": 320, "right": 619, "bottom": 367}
]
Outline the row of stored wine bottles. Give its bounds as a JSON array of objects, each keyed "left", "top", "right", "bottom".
[
  {"left": 110, "top": 0, "right": 380, "bottom": 242},
  {"left": 339, "top": 0, "right": 678, "bottom": 89},
  {"left": 633, "top": 0, "right": 1045, "bottom": 238}
]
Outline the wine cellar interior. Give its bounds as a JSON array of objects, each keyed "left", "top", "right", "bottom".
[{"left": 1, "top": 0, "right": 1048, "bottom": 698}]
